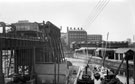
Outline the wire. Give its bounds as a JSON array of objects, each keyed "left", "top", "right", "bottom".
[
  {"left": 83, "top": 0, "right": 106, "bottom": 28},
  {"left": 87, "top": 0, "right": 109, "bottom": 27},
  {"left": 82, "top": 0, "right": 102, "bottom": 27},
  {"left": 83, "top": 0, "right": 110, "bottom": 30},
  {"left": 82, "top": 0, "right": 104, "bottom": 28},
  {"left": 88, "top": 0, "right": 110, "bottom": 25}
]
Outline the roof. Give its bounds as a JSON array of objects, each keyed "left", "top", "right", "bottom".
[
  {"left": 96, "top": 48, "right": 116, "bottom": 51},
  {"left": 115, "top": 48, "right": 135, "bottom": 53},
  {"left": 75, "top": 47, "right": 97, "bottom": 51}
]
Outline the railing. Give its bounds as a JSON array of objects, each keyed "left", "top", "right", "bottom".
[{"left": 0, "top": 33, "right": 45, "bottom": 41}]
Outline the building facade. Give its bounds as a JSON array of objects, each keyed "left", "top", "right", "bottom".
[
  {"left": 87, "top": 34, "right": 102, "bottom": 42},
  {"left": 67, "top": 27, "right": 87, "bottom": 48}
]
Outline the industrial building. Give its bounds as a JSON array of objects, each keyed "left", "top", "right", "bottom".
[
  {"left": 87, "top": 34, "right": 102, "bottom": 42},
  {"left": 67, "top": 27, "right": 87, "bottom": 48}
]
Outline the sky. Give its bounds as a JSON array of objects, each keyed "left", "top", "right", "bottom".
[{"left": 0, "top": 0, "right": 135, "bottom": 41}]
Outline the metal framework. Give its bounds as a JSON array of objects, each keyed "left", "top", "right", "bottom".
[{"left": 0, "top": 21, "right": 65, "bottom": 84}]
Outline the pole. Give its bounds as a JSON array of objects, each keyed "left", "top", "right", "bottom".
[
  {"left": 0, "top": 49, "right": 4, "bottom": 84},
  {"left": 126, "top": 57, "right": 129, "bottom": 84},
  {"left": 0, "top": 36, "right": 5, "bottom": 84},
  {"left": 102, "top": 32, "right": 109, "bottom": 67},
  {"left": 7, "top": 49, "right": 13, "bottom": 77},
  {"left": 14, "top": 49, "right": 18, "bottom": 74},
  {"left": 86, "top": 37, "right": 89, "bottom": 64},
  {"left": 115, "top": 56, "right": 125, "bottom": 76},
  {"left": 133, "top": 35, "right": 135, "bottom": 84},
  {"left": 33, "top": 47, "right": 36, "bottom": 76},
  {"left": 133, "top": 51, "right": 135, "bottom": 84},
  {"left": 51, "top": 38, "right": 56, "bottom": 84}
]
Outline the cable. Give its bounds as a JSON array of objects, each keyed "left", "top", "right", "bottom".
[
  {"left": 82, "top": 0, "right": 107, "bottom": 28},
  {"left": 87, "top": 0, "right": 109, "bottom": 27},
  {"left": 82, "top": 0, "right": 102, "bottom": 27},
  {"left": 83, "top": 0, "right": 110, "bottom": 30},
  {"left": 88, "top": 0, "right": 110, "bottom": 26}
]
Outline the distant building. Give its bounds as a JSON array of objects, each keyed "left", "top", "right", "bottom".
[
  {"left": 72, "top": 41, "right": 129, "bottom": 50},
  {"left": 87, "top": 34, "right": 102, "bottom": 42},
  {"left": 67, "top": 27, "right": 87, "bottom": 48},
  {"left": 106, "top": 41, "right": 129, "bottom": 48},
  {"left": 129, "top": 42, "right": 135, "bottom": 48}
]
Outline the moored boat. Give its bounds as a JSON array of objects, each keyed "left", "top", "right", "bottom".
[{"left": 77, "top": 65, "right": 94, "bottom": 84}]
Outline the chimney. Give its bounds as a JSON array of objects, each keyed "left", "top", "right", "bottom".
[
  {"left": 67, "top": 26, "right": 69, "bottom": 31},
  {"left": 81, "top": 27, "right": 83, "bottom": 30},
  {"left": 43, "top": 21, "right": 45, "bottom": 24}
]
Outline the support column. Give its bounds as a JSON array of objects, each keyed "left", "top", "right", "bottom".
[
  {"left": 0, "top": 50, "right": 5, "bottom": 84},
  {"left": 7, "top": 49, "right": 13, "bottom": 77},
  {"left": 133, "top": 51, "right": 135, "bottom": 84},
  {"left": 125, "top": 50, "right": 134, "bottom": 84},
  {"left": 14, "top": 49, "right": 18, "bottom": 74},
  {"left": 33, "top": 47, "right": 35, "bottom": 74},
  {"left": 126, "top": 57, "right": 129, "bottom": 84}
]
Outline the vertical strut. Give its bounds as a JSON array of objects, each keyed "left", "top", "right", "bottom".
[{"left": 0, "top": 49, "right": 4, "bottom": 84}]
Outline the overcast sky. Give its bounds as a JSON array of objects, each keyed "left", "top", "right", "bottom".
[{"left": 0, "top": 0, "right": 135, "bottom": 41}]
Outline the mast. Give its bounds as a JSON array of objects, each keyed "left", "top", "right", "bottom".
[
  {"left": 86, "top": 37, "right": 89, "bottom": 64},
  {"left": 102, "top": 32, "right": 109, "bottom": 67},
  {"left": 133, "top": 35, "right": 135, "bottom": 84}
]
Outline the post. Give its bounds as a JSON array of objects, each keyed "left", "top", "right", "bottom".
[
  {"left": 126, "top": 57, "right": 129, "bottom": 84},
  {"left": 52, "top": 38, "right": 56, "bottom": 84},
  {"left": 54, "top": 56, "right": 56, "bottom": 84},
  {"left": 86, "top": 38, "right": 89, "bottom": 64},
  {"left": 33, "top": 47, "right": 35, "bottom": 74},
  {"left": 14, "top": 49, "right": 18, "bottom": 74},
  {"left": 7, "top": 49, "right": 13, "bottom": 77},
  {"left": 57, "top": 39, "right": 60, "bottom": 84},
  {"left": 0, "top": 49, "right": 5, "bottom": 84},
  {"left": 125, "top": 50, "right": 134, "bottom": 84},
  {"left": 103, "top": 32, "right": 109, "bottom": 67},
  {"left": 133, "top": 51, "right": 135, "bottom": 84}
]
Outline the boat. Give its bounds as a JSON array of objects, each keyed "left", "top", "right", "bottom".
[
  {"left": 77, "top": 64, "right": 94, "bottom": 84},
  {"left": 88, "top": 63, "right": 123, "bottom": 84}
]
